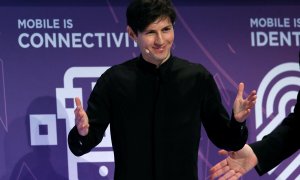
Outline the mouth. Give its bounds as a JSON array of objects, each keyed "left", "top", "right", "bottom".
[{"left": 153, "top": 46, "right": 166, "bottom": 53}]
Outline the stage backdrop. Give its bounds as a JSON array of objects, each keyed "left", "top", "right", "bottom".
[{"left": 0, "top": 4, "right": 299, "bottom": 180}]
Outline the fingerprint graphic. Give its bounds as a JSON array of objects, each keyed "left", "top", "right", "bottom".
[{"left": 254, "top": 62, "right": 300, "bottom": 179}]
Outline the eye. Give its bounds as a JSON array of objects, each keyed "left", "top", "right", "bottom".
[
  {"left": 162, "top": 26, "right": 172, "bottom": 32},
  {"left": 145, "top": 30, "right": 155, "bottom": 35}
]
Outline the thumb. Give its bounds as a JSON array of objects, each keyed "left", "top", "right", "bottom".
[
  {"left": 237, "top": 82, "right": 245, "bottom": 99},
  {"left": 218, "top": 149, "right": 229, "bottom": 156},
  {"left": 75, "top": 97, "right": 82, "bottom": 108}
]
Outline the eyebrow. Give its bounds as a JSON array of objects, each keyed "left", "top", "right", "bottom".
[
  {"left": 145, "top": 24, "right": 173, "bottom": 32},
  {"left": 163, "top": 25, "right": 173, "bottom": 29}
]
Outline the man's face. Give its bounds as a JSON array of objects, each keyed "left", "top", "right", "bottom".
[{"left": 135, "top": 17, "right": 174, "bottom": 65}]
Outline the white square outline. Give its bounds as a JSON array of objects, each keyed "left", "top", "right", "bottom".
[{"left": 29, "top": 114, "right": 57, "bottom": 146}]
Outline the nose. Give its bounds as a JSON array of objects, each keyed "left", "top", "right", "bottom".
[{"left": 155, "top": 33, "right": 163, "bottom": 45}]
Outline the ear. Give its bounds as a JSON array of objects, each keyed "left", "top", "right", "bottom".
[{"left": 127, "top": 26, "right": 137, "bottom": 42}]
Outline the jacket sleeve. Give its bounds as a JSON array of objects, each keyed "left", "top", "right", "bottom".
[
  {"left": 250, "top": 90, "right": 300, "bottom": 175},
  {"left": 68, "top": 71, "right": 111, "bottom": 156},
  {"left": 200, "top": 70, "right": 248, "bottom": 151}
]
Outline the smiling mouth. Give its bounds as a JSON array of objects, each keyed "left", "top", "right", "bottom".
[{"left": 153, "top": 46, "right": 166, "bottom": 52}]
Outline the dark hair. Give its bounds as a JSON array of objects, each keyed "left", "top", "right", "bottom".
[{"left": 126, "top": 0, "right": 176, "bottom": 35}]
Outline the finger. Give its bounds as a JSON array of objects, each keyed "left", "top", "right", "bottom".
[
  {"left": 79, "top": 122, "right": 89, "bottom": 129},
  {"left": 250, "top": 89, "right": 257, "bottom": 96},
  {"left": 210, "top": 160, "right": 228, "bottom": 172},
  {"left": 227, "top": 175, "right": 240, "bottom": 180},
  {"left": 218, "top": 149, "right": 229, "bottom": 156},
  {"left": 246, "top": 91, "right": 257, "bottom": 102},
  {"left": 74, "top": 106, "right": 82, "bottom": 115},
  {"left": 77, "top": 120, "right": 89, "bottom": 130},
  {"left": 236, "top": 82, "right": 245, "bottom": 98},
  {"left": 76, "top": 118, "right": 84, "bottom": 127},
  {"left": 246, "top": 97, "right": 256, "bottom": 105},
  {"left": 210, "top": 165, "right": 230, "bottom": 179},
  {"left": 229, "top": 172, "right": 242, "bottom": 180},
  {"left": 228, "top": 173, "right": 241, "bottom": 180},
  {"left": 75, "top": 109, "right": 84, "bottom": 122},
  {"left": 246, "top": 101, "right": 256, "bottom": 110},
  {"left": 239, "top": 109, "right": 251, "bottom": 120},
  {"left": 75, "top": 97, "right": 82, "bottom": 108},
  {"left": 219, "top": 170, "right": 236, "bottom": 180},
  {"left": 75, "top": 112, "right": 88, "bottom": 129}
]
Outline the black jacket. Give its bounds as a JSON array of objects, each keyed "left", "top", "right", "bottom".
[
  {"left": 250, "top": 90, "right": 300, "bottom": 175},
  {"left": 68, "top": 55, "right": 248, "bottom": 180}
]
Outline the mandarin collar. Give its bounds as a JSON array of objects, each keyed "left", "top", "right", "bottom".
[{"left": 137, "top": 54, "right": 174, "bottom": 75}]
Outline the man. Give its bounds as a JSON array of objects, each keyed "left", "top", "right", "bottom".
[
  {"left": 210, "top": 54, "right": 300, "bottom": 180},
  {"left": 68, "top": 0, "right": 257, "bottom": 179}
]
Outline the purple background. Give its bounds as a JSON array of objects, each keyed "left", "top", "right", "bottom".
[{"left": 0, "top": 5, "right": 299, "bottom": 180}]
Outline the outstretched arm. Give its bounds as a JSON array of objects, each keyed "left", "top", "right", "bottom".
[{"left": 210, "top": 144, "right": 258, "bottom": 180}]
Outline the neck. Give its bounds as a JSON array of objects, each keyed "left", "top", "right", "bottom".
[{"left": 157, "top": 53, "right": 171, "bottom": 68}]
